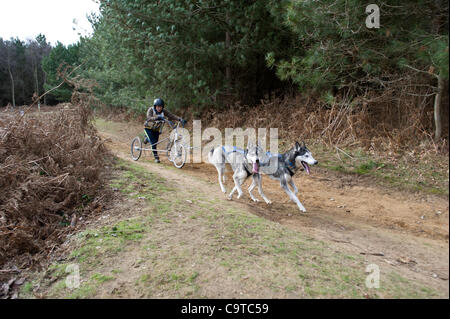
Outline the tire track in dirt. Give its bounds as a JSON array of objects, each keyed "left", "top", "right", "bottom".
[{"left": 97, "top": 120, "right": 449, "bottom": 296}]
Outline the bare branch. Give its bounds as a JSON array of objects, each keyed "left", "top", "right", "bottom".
[{"left": 403, "top": 64, "right": 439, "bottom": 79}]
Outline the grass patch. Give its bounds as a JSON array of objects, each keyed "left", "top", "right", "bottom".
[
  {"left": 69, "top": 218, "right": 146, "bottom": 264},
  {"left": 138, "top": 274, "right": 150, "bottom": 283},
  {"left": 20, "top": 281, "right": 34, "bottom": 297},
  {"left": 309, "top": 142, "right": 448, "bottom": 196},
  {"left": 91, "top": 273, "right": 115, "bottom": 283},
  {"left": 68, "top": 284, "right": 96, "bottom": 299},
  {"left": 355, "top": 160, "right": 384, "bottom": 174},
  {"left": 110, "top": 159, "right": 174, "bottom": 198}
]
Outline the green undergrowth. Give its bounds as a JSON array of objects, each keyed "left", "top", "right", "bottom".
[{"left": 308, "top": 142, "right": 448, "bottom": 196}]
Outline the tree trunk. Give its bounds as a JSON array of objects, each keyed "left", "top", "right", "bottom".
[
  {"left": 43, "top": 72, "right": 47, "bottom": 105},
  {"left": 434, "top": 74, "right": 443, "bottom": 141},
  {"left": 21, "top": 69, "right": 26, "bottom": 104},
  {"left": 34, "top": 59, "right": 40, "bottom": 111},
  {"left": 34, "top": 58, "right": 39, "bottom": 96},
  {"left": 8, "top": 64, "right": 15, "bottom": 108}
]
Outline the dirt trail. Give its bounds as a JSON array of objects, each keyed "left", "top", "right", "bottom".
[{"left": 97, "top": 120, "right": 449, "bottom": 296}]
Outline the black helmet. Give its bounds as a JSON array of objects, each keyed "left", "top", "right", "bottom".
[{"left": 153, "top": 98, "right": 164, "bottom": 107}]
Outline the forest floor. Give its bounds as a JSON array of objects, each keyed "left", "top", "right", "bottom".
[{"left": 18, "top": 116, "right": 449, "bottom": 299}]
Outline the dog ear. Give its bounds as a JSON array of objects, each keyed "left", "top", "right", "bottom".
[
  {"left": 295, "top": 141, "right": 301, "bottom": 150},
  {"left": 302, "top": 141, "right": 306, "bottom": 148}
]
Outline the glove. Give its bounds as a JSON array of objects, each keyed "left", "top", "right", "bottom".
[
  {"left": 181, "top": 119, "right": 187, "bottom": 126},
  {"left": 157, "top": 114, "right": 164, "bottom": 120},
  {"left": 144, "top": 120, "right": 149, "bottom": 127}
]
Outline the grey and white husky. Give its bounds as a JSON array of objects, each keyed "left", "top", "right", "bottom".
[
  {"left": 257, "top": 141, "right": 318, "bottom": 212},
  {"left": 208, "top": 144, "right": 272, "bottom": 204}
]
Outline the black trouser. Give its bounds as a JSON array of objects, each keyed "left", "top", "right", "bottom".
[{"left": 144, "top": 128, "right": 160, "bottom": 159}]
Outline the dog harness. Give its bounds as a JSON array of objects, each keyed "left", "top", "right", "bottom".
[
  {"left": 222, "top": 146, "right": 252, "bottom": 176},
  {"left": 265, "top": 151, "right": 296, "bottom": 176},
  {"left": 261, "top": 151, "right": 281, "bottom": 167},
  {"left": 222, "top": 146, "right": 246, "bottom": 155}
]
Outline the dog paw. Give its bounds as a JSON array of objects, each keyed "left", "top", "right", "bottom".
[
  {"left": 266, "top": 200, "right": 272, "bottom": 205},
  {"left": 251, "top": 198, "right": 259, "bottom": 202}
]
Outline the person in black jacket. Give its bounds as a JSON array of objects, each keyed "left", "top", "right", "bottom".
[{"left": 144, "top": 98, "right": 186, "bottom": 163}]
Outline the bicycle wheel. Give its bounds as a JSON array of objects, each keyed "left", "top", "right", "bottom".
[
  {"left": 130, "top": 136, "right": 142, "bottom": 161},
  {"left": 169, "top": 143, "right": 186, "bottom": 168}
]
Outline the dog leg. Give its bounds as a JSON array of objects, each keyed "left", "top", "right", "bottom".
[
  {"left": 248, "top": 176, "right": 259, "bottom": 202},
  {"left": 228, "top": 185, "right": 238, "bottom": 200},
  {"left": 256, "top": 174, "right": 272, "bottom": 204},
  {"left": 228, "top": 177, "right": 243, "bottom": 200},
  {"left": 210, "top": 148, "right": 227, "bottom": 194},
  {"left": 288, "top": 179, "right": 299, "bottom": 195},
  {"left": 222, "top": 165, "right": 227, "bottom": 183},
  {"left": 216, "top": 165, "right": 227, "bottom": 193},
  {"left": 228, "top": 177, "right": 246, "bottom": 200},
  {"left": 231, "top": 170, "right": 247, "bottom": 199},
  {"left": 280, "top": 180, "right": 306, "bottom": 212}
]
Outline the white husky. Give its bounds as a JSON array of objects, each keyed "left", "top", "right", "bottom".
[{"left": 208, "top": 144, "right": 272, "bottom": 204}]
